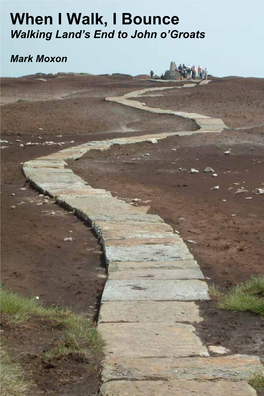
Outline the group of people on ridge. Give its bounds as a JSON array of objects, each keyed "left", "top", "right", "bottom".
[{"left": 178, "top": 64, "right": 207, "bottom": 80}]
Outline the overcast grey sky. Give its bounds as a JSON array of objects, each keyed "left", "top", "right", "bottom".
[{"left": 1, "top": 0, "right": 264, "bottom": 78}]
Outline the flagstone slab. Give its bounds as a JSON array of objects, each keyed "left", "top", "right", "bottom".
[
  {"left": 105, "top": 244, "right": 192, "bottom": 263},
  {"left": 98, "top": 323, "right": 208, "bottom": 358},
  {"left": 102, "top": 280, "right": 210, "bottom": 301},
  {"left": 100, "top": 380, "right": 257, "bottom": 395},
  {"left": 94, "top": 221, "right": 173, "bottom": 239},
  {"left": 91, "top": 214, "right": 164, "bottom": 224},
  {"left": 102, "top": 355, "right": 263, "bottom": 381},
  {"left": 108, "top": 260, "right": 200, "bottom": 272},
  {"left": 99, "top": 301, "right": 203, "bottom": 324},
  {"left": 33, "top": 182, "right": 89, "bottom": 195},
  {"left": 108, "top": 267, "right": 204, "bottom": 280},
  {"left": 104, "top": 236, "right": 181, "bottom": 247}
]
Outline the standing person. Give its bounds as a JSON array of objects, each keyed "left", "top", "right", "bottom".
[
  {"left": 191, "top": 65, "right": 197, "bottom": 80},
  {"left": 150, "top": 70, "right": 154, "bottom": 78},
  {"left": 198, "top": 65, "right": 203, "bottom": 79}
]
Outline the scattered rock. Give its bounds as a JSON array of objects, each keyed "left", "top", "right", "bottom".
[
  {"left": 204, "top": 167, "right": 214, "bottom": 173},
  {"left": 64, "top": 237, "right": 73, "bottom": 242},
  {"left": 11, "top": 193, "right": 15, "bottom": 196},
  {"left": 186, "top": 240, "right": 197, "bottom": 244},
  {"left": 148, "top": 138, "right": 158, "bottom": 144},
  {"left": 132, "top": 198, "right": 141, "bottom": 203},
  {"left": 212, "top": 173, "right": 218, "bottom": 177},
  {"left": 254, "top": 188, "right": 264, "bottom": 195},
  {"left": 144, "top": 153, "right": 150, "bottom": 157},
  {"left": 245, "top": 197, "right": 252, "bottom": 200},
  {"left": 19, "top": 144, "right": 24, "bottom": 147},
  {"left": 190, "top": 168, "right": 199, "bottom": 174},
  {"left": 235, "top": 188, "right": 247, "bottom": 195},
  {"left": 20, "top": 188, "right": 27, "bottom": 191},
  {"left": 224, "top": 150, "right": 231, "bottom": 155},
  {"left": 231, "top": 214, "right": 237, "bottom": 217},
  {"left": 209, "top": 345, "right": 230, "bottom": 354},
  {"left": 171, "top": 148, "right": 177, "bottom": 151},
  {"left": 210, "top": 186, "right": 219, "bottom": 190},
  {"left": 11, "top": 205, "right": 16, "bottom": 209}
]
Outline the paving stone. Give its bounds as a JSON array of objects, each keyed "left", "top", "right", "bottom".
[
  {"left": 108, "top": 267, "right": 204, "bottom": 280},
  {"left": 108, "top": 260, "right": 199, "bottom": 272},
  {"left": 94, "top": 221, "right": 173, "bottom": 240},
  {"left": 56, "top": 189, "right": 111, "bottom": 198},
  {"left": 104, "top": 236, "right": 181, "bottom": 247},
  {"left": 102, "top": 355, "right": 263, "bottom": 381},
  {"left": 98, "top": 323, "right": 208, "bottom": 358},
  {"left": 105, "top": 244, "right": 192, "bottom": 263},
  {"left": 110, "top": 264, "right": 204, "bottom": 279},
  {"left": 102, "top": 280, "right": 210, "bottom": 301},
  {"left": 100, "top": 380, "right": 257, "bottom": 395},
  {"left": 32, "top": 182, "right": 88, "bottom": 196},
  {"left": 91, "top": 214, "right": 164, "bottom": 224},
  {"left": 99, "top": 301, "right": 203, "bottom": 323}
]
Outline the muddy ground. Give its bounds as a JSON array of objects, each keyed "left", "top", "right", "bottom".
[{"left": 1, "top": 73, "right": 264, "bottom": 395}]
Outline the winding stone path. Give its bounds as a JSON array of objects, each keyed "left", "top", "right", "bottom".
[{"left": 23, "top": 83, "right": 263, "bottom": 395}]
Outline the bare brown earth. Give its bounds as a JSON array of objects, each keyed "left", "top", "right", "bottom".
[{"left": 1, "top": 73, "right": 264, "bottom": 395}]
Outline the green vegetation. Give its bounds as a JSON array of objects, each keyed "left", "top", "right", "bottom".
[
  {"left": 0, "top": 345, "right": 31, "bottom": 396},
  {"left": 249, "top": 373, "right": 264, "bottom": 391},
  {"left": 0, "top": 288, "right": 104, "bottom": 394},
  {"left": 209, "top": 276, "right": 264, "bottom": 315},
  {"left": 16, "top": 99, "right": 28, "bottom": 103}
]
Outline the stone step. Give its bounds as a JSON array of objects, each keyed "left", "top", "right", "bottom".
[
  {"left": 99, "top": 301, "right": 203, "bottom": 324},
  {"left": 102, "top": 355, "right": 264, "bottom": 382},
  {"left": 98, "top": 323, "right": 209, "bottom": 359},
  {"left": 100, "top": 379, "right": 257, "bottom": 396},
  {"left": 101, "top": 279, "right": 210, "bottom": 301}
]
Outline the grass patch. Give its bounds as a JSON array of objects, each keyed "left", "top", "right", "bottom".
[
  {"left": 249, "top": 373, "right": 264, "bottom": 391},
  {"left": 0, "top": 345, "right": 31, "bottom": 396},
  {"left": 44, "top": 314, "right": 104, "bottom": 359},
  {"left": 210, "top": 276, "right": 264, "bottom": 315},
  {"left": 1, "top": 288, "right": 57, "bottom": 321},
  {"left": 1, "top": 288, "right": 104, "bottom": 358},
  {"left": 16, "top": 99, "right": 28, "bottom": 103}
]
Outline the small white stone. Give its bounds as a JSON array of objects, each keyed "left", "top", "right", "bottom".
[
  {"left": 235, "top": 188, "right": 247, "bottom": 195},
  {"left": 209, "top": 345, "right": 230, "bottom": 354},
  {"left": 19, "top": 144, "right": 24, "bottom": 147},
  {"left": 20, "top": 187, "right": 27, "bottom": 191},
  {"left": 11, "top": 193, "right": 15, "bottom": 196},
  {"left": 35, "top": 296, "right": 40, "bottom": 300},
  {"left": 254, "top": 188, "right": 264, "bottom": 195},
  {"left": 212, "top": 173, "right": 218, "bottom": 177},
  {"left": 190, "top": 168, "right": 199, "bottom": 174},
  {"left": 224, "top": 150, "right": 231, "bottom": 155},
  {"left": 11, "top": 205, "right": 16, "bottom": 209},
  {"left": 222, "top": 199, "right": 227, "bottom": 202},
  {"left": 186, "top": 240, "right": 197, "bottom": 244},
  {"left": 64, "top": 237, "right": 73, "bottom": 242},
  {"left": 231, "top": 214, "right": 237, "bottom": 217},
  {"left": 148, "top": 138, "right": 158, "bottom": 144},
  {"left": 245, "top": 197, "right": 252, "bottom": 200},
  {"left": 144, "top": 153, "right": 150, "bottom": 157},
  {"left": 204, "top": 167, "right": 214, "bottom": 173},
  {"left": 171, "top": 148, "right": 177, "bottom": 151},
  {"left": 210, "top": 186, "right": 219, "bottom": 190}
]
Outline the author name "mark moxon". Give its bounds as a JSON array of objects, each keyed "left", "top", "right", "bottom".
[{"left": 10, "top": 55, "right": 67, "bottom": 63}]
